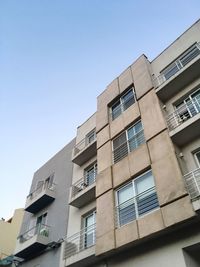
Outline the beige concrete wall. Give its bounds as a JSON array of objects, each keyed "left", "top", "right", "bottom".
[
  {"left": 0, "top": 208, "right": 24, "bottom": 258},
  {"left": 148, "top": 130, "right": 187, "bottom": 205},
  {"left": 118, "top": 67, "right": 134, "bottom": 94},
  {"left": 131, "top": 55, "right": 153, "bottom": 99},
  {"left": 139, "top": 89, "right": 167, "bottom": 141},
  {"left": 151, "top": 20, "right": 200, "bottom": 77},
  {"left": 97, "top": 79, "right": 120, "bottom": 133},
  {"left": 75, "top": 113, "right": 96, "bottom": 144},
  {"left": 96, "top": 190, "right": 115, "bottom": 255},
  {"left": 107, "top": 223, "right": 200, "bottom": 267}
]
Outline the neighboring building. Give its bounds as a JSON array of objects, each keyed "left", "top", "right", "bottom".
[
  {"left": 0, "top": 208, "right": 24, "bottom": 265},
  {"left": 14, "top": 139, "right": 75, "bottom": 267},
  {"left": 61, "top": 19, "right": 200, "bottom": 267}
]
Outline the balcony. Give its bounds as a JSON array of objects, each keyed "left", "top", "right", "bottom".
[
  {"left": 165, "top": 100, "right": 200, "bottom": 146},
  {"left": 63, "top": 224, "right": 96, "bottom": 267},
  {"left": 69, "top": 171, "right": 96, "bottom": 208},
  {"left": 25, "top": 182, "right": 56, "bottom": 214},
  {"left": 72, "top": 135, "right": 97, "bottom": 166},
  {"left": 14, "top": 224, "right": 51, "bottom": 259},
  {"left": 154, "top": 42, "right": 200, "bottom": 102},
  {"left": 184, "top": 168, "right": 200, "bottom": 211}
]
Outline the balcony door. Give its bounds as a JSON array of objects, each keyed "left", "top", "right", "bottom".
[
  {"left": 84, "top": 211, "right": 96, "bottom": 249},
  {"left": 36, "top": 213, "right": 47, "bottom": 234}
]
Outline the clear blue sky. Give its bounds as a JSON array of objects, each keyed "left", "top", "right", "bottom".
[{"left": 0, "top": 0, "right": 200, "bottom": 219}]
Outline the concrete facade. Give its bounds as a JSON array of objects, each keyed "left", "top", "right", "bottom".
[
  {"left": 14, "top": 19, "right": 200, "bottom": 267},
  {"left": 0, "top": 208, "right": 24, "bottom": 260},
  {"left": 61, "top": 19, "right": 200, "bottom": 267},
  {"left": 14, "top": 139, "right": 75, "bottom": 267}
]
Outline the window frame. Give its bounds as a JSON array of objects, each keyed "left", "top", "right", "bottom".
[
  {"left": 86, "top": 129, "right": 96, "bottom": 145},
  {"left": 194, "top": 150, "right": 200, "bottom": 168},
  {"left": 83, "top": 210, "right": 96, "bottom": 249},
  {"left": 110, "top": 87, "right": 136, "bottom": 121},
  {"left": 115, "top": 170, "right": 159, "bottom": 227},
  {"left": 84, "top": 162, "right": 97, "bottom": 186},
  {"left": 112, "top": 120, "right": 145, "bottom": 164}
]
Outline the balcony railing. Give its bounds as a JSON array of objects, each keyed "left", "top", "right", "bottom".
[
  {"left": 184, "top": 168, "right": 200, "bottom": 201},
  {"left": 27, "top": 182, "right": 56, "bottom": 201},
  {"left": 72, "top": 169, "right": 97, "bottom": 198},
  {"left": 115, "top": 187, "right": 159, "bottom": 228},
  {"left": 18, "top": 224, "right": 51, "bottom": 244},
  {"left": 113, "top": 130, "right": 145, "bottom": 164},
  {"left": 74, "top": 135, "right": 96, "bottom": 157},
  {"left": 153, "top": 42, "right": 200, "bottom": 88},
  {"left": 166, "top": 100, "right": 200, "bottom": 131},
  {"left": 63, "top": 224, "right": 96, "bottom": 259}
]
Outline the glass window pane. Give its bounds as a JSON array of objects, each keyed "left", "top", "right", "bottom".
[
  {"left": 112, "top": 100, "right": 121, "bottom": 120},
  {"left": 122, "top": 89, "right": 135, "bottom": 111},
  {"left": 135, "top": 171, "right": 154, "bottom": 195},
  {"left": 195, "top": 151, "right": 200, "bottom": 167},
  {"left": 117, "top": 183, "right": 135, "bottom": 226},
  {"left": 117, "top": 183, "right": 133, "bottom": 204},
  {"left": 113, "top": 132, "right": 126, "bottom": 149}
]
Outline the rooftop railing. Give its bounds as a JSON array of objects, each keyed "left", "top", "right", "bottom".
[
  {"left": 153, "top": 42, "right": 200, "bottom": 88},
  {"left": 71, "top": 168, "right": 97, "bottom": 198},
  {"left": 18, "top": 224, "right": 51, "bottom": 244},
  {"left": 63, "top": 224, "right": 96, "bottom": 259},
  {"left": 113, "top": 130, "right": 145, "bottom": 164},
  {"left": 115, "top": 186, "right": 159, "bottom": 228},
  {"left": 27, "top": 182, "right": 56, "bottom": 201},
  {"left": 184, "top": 168, "right": 200, "bottom": 201},
  {"left": 166, "top": 100, "right": 200, "bottom": 131}
]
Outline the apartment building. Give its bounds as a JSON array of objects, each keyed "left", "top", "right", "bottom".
[
  {"left": 13, "top": 139, "right": 75, "bottom": 267},
  {"left": 0, "top": 208, "right": 24, "bottom": 266},
  {"left": 61, "top": 19, "right": 200, "bottom": 267}
]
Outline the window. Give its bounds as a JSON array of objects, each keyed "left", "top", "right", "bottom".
[
  {"left": 175, "top": 88, "right": 200, "bottom": 121},
  {"left": 84, "top": 163, "right": 97, "bottom": 186},
  {"left": 194, "top": 150, "right": 200, "bottom": 168},
  {"left": 111, "top": 88, "right": 136, "bottom": 120},
  {"left": 83, "top": 211, "right": 96, "bottom": 248},
  {"left": 161, "top": 43, "right": 200, "bottom": 81},
  {"left": 116, "top": 170, "right": 159, "bottom": 227},
  {"left": 86, "top": 129, "right": 96, "bottom": 145},
  {"left": 113, "top": 121, "right": 145, "bottom": 163}
]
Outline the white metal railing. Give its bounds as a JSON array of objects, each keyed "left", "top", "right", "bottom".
[
  {"left": 115, "top": 187, "right": 159, "bottom": 228},
  {"left": 74, "top": 133, "right": 96, "bottom": 156},
  {"left": 63, "top": 224, "right": 96, "bottom": 259},
  {"left": 17, "top": 224, "right": 51, "bottom": 244},
  {"left": 27, "top": 182, "right": 56, "bottom": 201},
  {"left": 166, "top": 99, "right": 200, "bottom": 131},
  {"left": 71, "top": 168, "right": 97, "bottom": 198},
  {"left": 153, "top": 42, "right": 200, "bottom": 88},
  {"left": 184, "top": 168, "right": 200, "bottom": 200},
  {"left": 113, "top": 130, "right": 145, "bottom": 164},
  {"left": 110, "top": 91, "right": 136, "bottom": 121}
]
